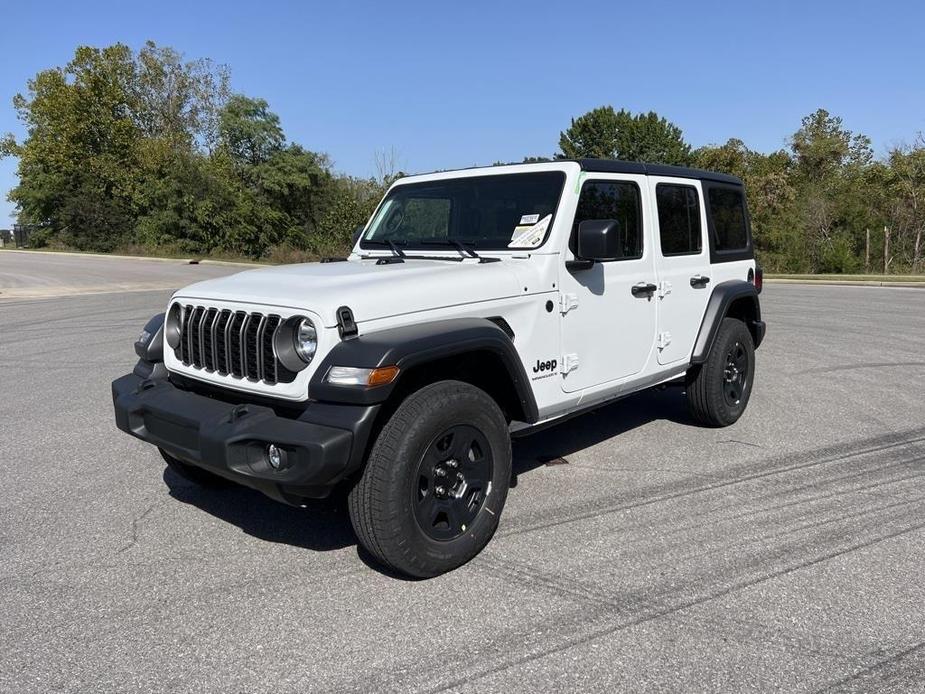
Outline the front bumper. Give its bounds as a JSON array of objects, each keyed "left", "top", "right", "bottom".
[{"left": 112, "top": 373, "right": 377, "bottom": 503}]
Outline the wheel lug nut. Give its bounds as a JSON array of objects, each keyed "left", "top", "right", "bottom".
[
  {"left": 446, "top": 459, "right": 458, "bottom": 469},
  {"left": 435, "top": 468, "right": 446, "bottom": 477},
  {"left": 457, "top": 472, "right": 464, "bottom": 480},
  {"left": 435, "top": 486, "right": 446, "bottom": 496}
]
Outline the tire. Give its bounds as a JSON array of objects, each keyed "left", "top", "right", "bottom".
[
  {"left": 348, "top": 380, "right": 512, "bottom": 578},
  {"left": 686, "top": 317, "right": 755, "bottom": 427},
  {"left": 159, "top": 448, "right": 230, "bottom": 488}
]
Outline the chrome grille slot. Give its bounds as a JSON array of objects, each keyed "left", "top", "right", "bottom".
[{"left": 171, "top": 304, "right": 295, "bottom": 385}]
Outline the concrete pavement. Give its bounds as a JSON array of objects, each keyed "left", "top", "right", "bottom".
[{"left": 1, "top": 254, "right": 923, "bottom": 692}]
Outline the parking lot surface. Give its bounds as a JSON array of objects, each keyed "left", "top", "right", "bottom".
[{"left": 1, "top": 252, "right": 923, "bottom": 692}]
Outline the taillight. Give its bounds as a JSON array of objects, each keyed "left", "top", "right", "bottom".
[{"left": 753, "top": 266, "right": 763, "bottom": 293}]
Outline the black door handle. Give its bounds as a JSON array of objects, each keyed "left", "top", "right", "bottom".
[
  {"left": 631, "top": 282, "right": 658, "bottom": 296},
  {"left": 690, "top": 275, "right": 711, "bottom": 287}
]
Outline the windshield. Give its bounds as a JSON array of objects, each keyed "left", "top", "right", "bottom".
[{"left": 360, "top": 171, "right": 565, "bottom": 251}]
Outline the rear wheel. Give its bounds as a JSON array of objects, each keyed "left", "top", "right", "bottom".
[
  {"left": 348, "top": 380, "right": 511, "bottom": 578},
  {"left": 686, "top": 317, "right": 755, "bottom": 427},
  {"left": 159, "top": 448, "right": 229, "bottom": 488}
]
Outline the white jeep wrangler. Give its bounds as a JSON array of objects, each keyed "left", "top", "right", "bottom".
[{"left": 113, "top": 159, "right": 765, "bottom": 577}]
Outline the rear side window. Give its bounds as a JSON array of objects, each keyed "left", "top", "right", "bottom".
[
  {"left": 572, "top": 181, "right": 643, "bottom": 260},
  {"left": 707, "top": 187, "right": 749, "bottom": 252},
  {"left": 656, "top": 184, "right": 702, "bottom": 256}
]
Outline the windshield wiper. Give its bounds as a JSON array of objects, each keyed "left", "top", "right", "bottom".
[
  {"left": 419, "top": 239, "right": 480, "bottom": 259},
  {"left": 418, "top": 239, "right": 503, "bottom": 263},
  {"left": 362, "top": 239, "right": 406, "bottom": 258}
]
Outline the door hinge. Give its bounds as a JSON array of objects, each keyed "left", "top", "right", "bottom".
[
  {"left": 560, "top": 293, "right": 579, "bottom": 314},
  {"left": 561, "top": 353, "right": 580, "bottom": 374},
  {"left": 656, "top": 332, "right": 672, "bottom": 350},
  {"left": 657, "top": 281, "right": 672, "bottom": 299}
]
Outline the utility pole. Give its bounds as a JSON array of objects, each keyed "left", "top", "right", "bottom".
[
  {"left": 865, "top": 228, "right": 870, "bottom": 273},
  {"left": 883, "top": 226, "right": 890, "bottom": 275}
]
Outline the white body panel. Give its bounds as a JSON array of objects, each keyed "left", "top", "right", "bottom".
[
  {"left": 557, "top": 173, "right": 658, "bottom": 393},
  {"left": 647, "top": 176, "right": 713, "bottom": 366},
  {"left": 163, "top": 161, "right": 756, "bottom": 420}
]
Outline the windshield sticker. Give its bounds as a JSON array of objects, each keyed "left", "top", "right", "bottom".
[
  {"left": 508, "top": 214, "right": 551, "bottom": 248},
  {"left": 519, "top": 213, "right": 540, "bottom": 225}
]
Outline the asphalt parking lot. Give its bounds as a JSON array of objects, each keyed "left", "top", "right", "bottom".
[{"left": 1, "top": 252, "right": 923, "bottom": 693}]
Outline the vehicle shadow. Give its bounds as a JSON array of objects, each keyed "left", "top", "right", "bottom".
[
  {"left": 510, "top": 386, "right": 692, "bottom": 484},
  {"left": 162, "top": 386, "right": 694, "bottom": 563},
  {"left": 164, "top": 469, "right": 356, "bottom": 552}
]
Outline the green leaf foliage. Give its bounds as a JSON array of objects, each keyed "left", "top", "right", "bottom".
[{"left": 3, "top": 42, "right": 376, "bottom": 259}]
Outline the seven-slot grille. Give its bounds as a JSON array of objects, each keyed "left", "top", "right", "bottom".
[{"left": 173, "top": 305, "right": 297, "bottom": 385}]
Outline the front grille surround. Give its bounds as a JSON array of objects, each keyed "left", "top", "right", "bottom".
[{"left": 172, "top": 304, "right": 297, "bottom": 385}]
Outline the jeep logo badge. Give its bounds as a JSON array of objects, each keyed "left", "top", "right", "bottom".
[{"left": 533, "top": 359, "right": 557, "bottom": 373}]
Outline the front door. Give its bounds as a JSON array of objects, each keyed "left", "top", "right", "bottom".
[
  {"left": 559, "top": 175, "right": 658, "bottom": 393},
  {"left": 648, "top": 178, "right": 712, "bottom": 365}
]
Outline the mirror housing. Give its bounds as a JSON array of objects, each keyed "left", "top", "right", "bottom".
[
  {"left": 576, "top": 219, "right": 624, "bottom": 261},
  {"left": 352, "top": 225, "right": 365, "bottom": 245}
]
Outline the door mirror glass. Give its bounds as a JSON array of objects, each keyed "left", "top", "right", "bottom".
[{"left": 576, "top": 219, "right": 624, "bottom": 261}]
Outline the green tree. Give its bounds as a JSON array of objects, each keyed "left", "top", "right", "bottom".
[
  {"left": 218, "top": 95, "right": 284, "bottom": 167},
  {"left": 885, "top": 140, "right": 925, "bottom": 270},
  {"left": 133, "top": 41, "right": 230, "bottom": 150},
  {"left": 2, "top": 42, "right": 340, "bottom": 258},
  {"left": 789, "top": 109, "right": 873, "bottom": 272},
  {"left": 5, "top": 44, "right": 141, "bottom": 249},
  {"left": 559, "top": 106, "right": 691, "bottom": 165}
]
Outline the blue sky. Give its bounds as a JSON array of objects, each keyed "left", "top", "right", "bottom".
[{"left": 2, "top": 0, "right": 924, "bottom": 225}]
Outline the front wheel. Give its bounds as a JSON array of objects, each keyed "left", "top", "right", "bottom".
[
  {"left": 686, "top": 317, "right": 755, "bottom": 427},
  {"left": 348, "top": 380, "right": 512, "bottom": 578}
]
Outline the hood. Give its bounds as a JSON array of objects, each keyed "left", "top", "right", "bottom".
[{"left": 173, "top": 256, "right": 532, "bottom": 327}]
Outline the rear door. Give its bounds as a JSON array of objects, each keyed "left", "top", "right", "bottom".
[{"left": 649, "top": 178, "right": 711, "bottom": 365}]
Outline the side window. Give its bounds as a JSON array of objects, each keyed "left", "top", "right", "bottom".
[
  {"left": 656, "top": 184, "right": 702, "bottom": 256},
  {"left": 707, "top": 187, "right": 749, "bottom": 252},
  {"left": 572, "top": 180, "right": 643, "bottom": 260}
]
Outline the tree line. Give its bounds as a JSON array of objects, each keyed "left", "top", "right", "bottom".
[{"left": 2, "top": 43, "right": 923, "bottom": 273}]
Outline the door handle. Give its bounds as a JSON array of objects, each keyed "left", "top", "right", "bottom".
[
  {"left": 631, "top": 282, "right": 658, "bottom": 297},
  {"left": 690, "top": 275, "right": 711, "bottom": 288}
]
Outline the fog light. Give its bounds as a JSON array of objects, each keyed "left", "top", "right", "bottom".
[{"left": 267, "top": 444, "right": 283, "bottom": 470}]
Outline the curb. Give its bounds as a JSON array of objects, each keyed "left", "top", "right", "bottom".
[
  {"left": 765, "top": 278, "right": 925, "bottom": 288},
  {"left": 0, "top": 248, "right": 262, "bottom": 268}
]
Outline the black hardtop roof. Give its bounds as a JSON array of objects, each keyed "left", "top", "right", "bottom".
[
  {"left": 403, "top": 159, "right": 743, "bottom": 186},
  {"left": 569, "top": 158, "right": 742, "bottom": 185}
]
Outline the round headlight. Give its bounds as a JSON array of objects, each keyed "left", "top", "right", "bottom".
[
  {"left": 165, "top": 303, "right": 182, "bottom": 349},
  {"left": 294, "top": 318, "right": 317, "bottom": 363}
]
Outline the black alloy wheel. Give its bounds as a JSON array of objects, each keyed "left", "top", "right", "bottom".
[
  {"left": 413, "top": 425, "right": 493, "bottom": 541},
  {"left": 723, "top": 340, "right": 749, "bottom": 407}
]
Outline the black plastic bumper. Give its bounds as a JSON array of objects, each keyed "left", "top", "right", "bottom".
[{"left": 112, "top": 373, "right": 378, "bottom": 503}]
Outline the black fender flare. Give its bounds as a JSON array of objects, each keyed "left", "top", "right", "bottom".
[
  {"left": 309, "top": 317, "right": 539, "bottom": 422},
  {"left": 132, "top": 312, "right": 168, "bottom": 380},
  {"left": 691, "top": 280, "right": 765, "bottom": 364},
  {"left": 135, "top": 312, "right": 165, "bottom": 362}
]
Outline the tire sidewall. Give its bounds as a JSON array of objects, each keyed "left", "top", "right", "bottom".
[
  {"left": 372, "top": 382, "right": 511, "bottom": 573},
  {"left": 705, "top": 319, "right": 755, "bottom": 426}
]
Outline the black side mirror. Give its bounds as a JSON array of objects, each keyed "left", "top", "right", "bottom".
[
  {"left": 576, "top": 219, "right": 623, "bottom": 261},
  {"left": 352, "top": 226, "right": 365, "bottom": 245}
]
